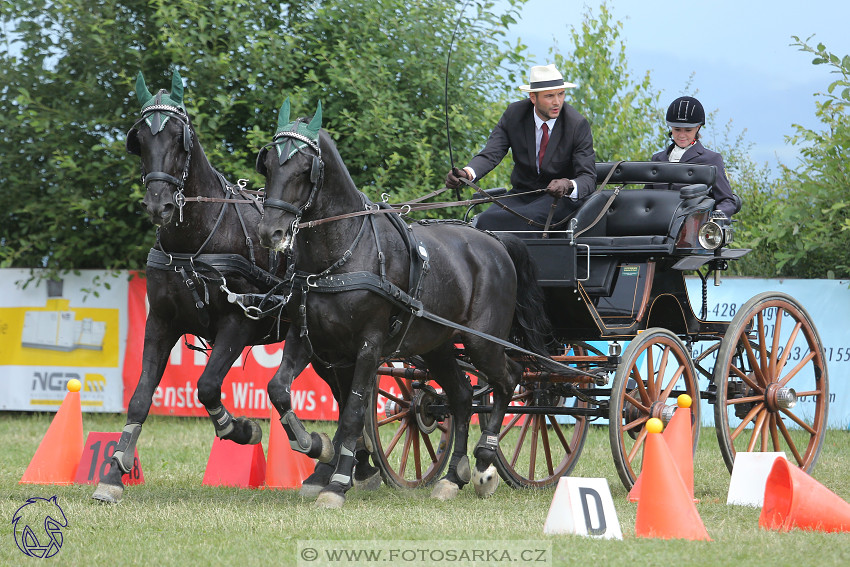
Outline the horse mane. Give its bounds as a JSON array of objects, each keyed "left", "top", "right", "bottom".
[{"left": 317, "top": 128, "right": 360, "bottom": 193}]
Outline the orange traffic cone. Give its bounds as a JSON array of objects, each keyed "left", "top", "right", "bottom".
[
  {"left": 20, "top": 380, "right": 84, "bottom": 485},
  {"left": 630, "top": 395, "right": 695, "bottom": 502},
  {"left": 202, "top": 437, "right": 266, "bottom": 488},
  {"left": 265, "top": 406, "right": 315, "bottom": 489},
  {"left": 759, "top": 457, "right": 850, "bottom": 532},
  {"left": 634, "top": 418, "right": 711, "bottom": 541}
]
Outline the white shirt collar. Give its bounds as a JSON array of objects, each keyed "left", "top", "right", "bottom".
[{"left": 534, "top": 113, "right": 557, "bottom": 132}]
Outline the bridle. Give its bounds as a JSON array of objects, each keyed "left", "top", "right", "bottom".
[
  {"left": 259, "top": 126, "right": 325, "bottom": 241},
  {"left": 129, "top": 102, "right": 194, "bottom": 222}
]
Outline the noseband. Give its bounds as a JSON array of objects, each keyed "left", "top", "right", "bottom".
[{"left": 131, "top": 103, "right": 194, "bottom": 221}]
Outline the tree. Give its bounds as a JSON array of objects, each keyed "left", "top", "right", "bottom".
[
  {"left": 551, "top": 3, "right": 666, "bottom": 163},
  {"left": 0, "top": 0, "right": 529, "bottom": 274},
  {"left": 760, "top": 37, "right": 850, "bottom": 279}
]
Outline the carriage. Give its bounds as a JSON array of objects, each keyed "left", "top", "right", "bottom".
[
  {"left": 365, "top": 160, "right": 828, "bottom": 492},
  {"left": 108, "top": 78, "right": 827, "bottom": 506}
]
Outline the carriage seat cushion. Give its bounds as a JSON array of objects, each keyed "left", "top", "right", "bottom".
[
  {"left": 577, "top": 188, "right": 684, "bottom": 237},
  {"left": 570, "top": 186, "right": 713, "bottom": 252}
]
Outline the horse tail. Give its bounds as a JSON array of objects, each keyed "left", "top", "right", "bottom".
[{"left": 496, "top": 233, "right": 555, "bottom": 357}]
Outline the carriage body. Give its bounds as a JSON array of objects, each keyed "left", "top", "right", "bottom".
[{"left": 370, "top": 161, "right": 829, "bottom": 493}]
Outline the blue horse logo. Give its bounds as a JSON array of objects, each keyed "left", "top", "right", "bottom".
[{"left": 12, "top": 496, "right": 68, "bottom": 558}]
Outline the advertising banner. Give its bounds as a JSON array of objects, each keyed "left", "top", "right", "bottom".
[
  {"left": 2, "top": 270, "right": 848, "bottom": 429},
  {"left": 122, "top": 275, "right": 339, "bottom": 420},
  {"left": 0, "top": 270, "right": 127, "bottom": 412}
]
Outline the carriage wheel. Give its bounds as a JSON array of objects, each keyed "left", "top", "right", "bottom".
[
  {"left": 489, "top": 343, "right": 598, "bottom": 489},
  {"left": 713, "top": 292, "right": 828, "bottom": 473},
  {"left": 609, "top": 328, "right": 700, "bottom": 490},
  {"left": 364, "top": 359, "right": 453, "bottom": 489}
]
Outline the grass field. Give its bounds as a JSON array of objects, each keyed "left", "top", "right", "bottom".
[{"left": 2, "top": 412, "right": 849, "bottom": 566}]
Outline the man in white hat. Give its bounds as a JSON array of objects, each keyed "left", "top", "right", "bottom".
[{"left": 446, "top": 64, "right": 596, "bottom": 235}]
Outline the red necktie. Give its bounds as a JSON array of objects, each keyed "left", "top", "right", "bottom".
[{"left": 538, "top": 123, "right": 549, "bottom": 169}]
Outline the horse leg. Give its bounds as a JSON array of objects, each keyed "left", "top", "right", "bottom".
[
  {"left": 421, "top": 345, "right": 473, "bottom": 501},
  {"left": 315, "top": 342, "right": 382, "bottom": 509},
  {"left": 301, "top": 364, "right": 381, "bottom": 496},
  {"left": 469, "top": 346, "right": 522, "bottom": 498},
  {"left": 267, "top": 330, "right": 334, "bottom": 464},
  {"left": 195, "top": 325, "right": 261, "bottom": 445},
  {"left": 93, "top": 316, "right": 180, "bottom": 503}
]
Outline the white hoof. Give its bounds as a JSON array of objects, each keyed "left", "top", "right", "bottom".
[
  {"left": 317, "top": 433, "right": 335, "bottom": 463},
  {"left": 430, "top": 479, "right": 460, "bottom": 501},
  {"left": 315, "top": 490, "right": 346, "bottom": 509},
  {"left": 472, "top": 464, "right": 500, "bottom": 499},
  {"left": 299, "top": 483, "right": 324, "bottom": 498},
  {"left": 353, "top": 470, "right": 382, "bottom": 491}
]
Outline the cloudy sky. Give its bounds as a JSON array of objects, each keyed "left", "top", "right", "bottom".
[{"left": 499, "top": 0, "right": 850, "bottom": 173}]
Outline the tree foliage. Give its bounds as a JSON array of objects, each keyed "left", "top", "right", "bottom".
[
  {"left": 550, "top": 3, "right": 666, "bottom": 163},
  {"left": 0, "top": 0, "right": 528, "bottom": 274},
  {"left": 4, "top": 1, "right": 840, "bottom": 281},
  {"left": 764, "top": 37, "right": 850, "bottom": 279}
]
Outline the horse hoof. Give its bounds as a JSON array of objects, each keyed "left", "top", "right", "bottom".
[
  {"left": 472, "top": 464, "right": 500, "bottom": 499},
  {"left": 92, "top": 482, "right": 123, "bottom": 504},
  {"left": 299, "top": 483, "right": 324, "bottom": 499},
  {"left": 317, "top": 433, "right": 334, "bottom": 463},
  {"left": 315, "top": 491, "right": 346, "bottom": 509},
  {"left": 353, "top": 470, "right": 382, "bottom": 491},
  {"left": 246, "top": 419, "right": 263, "bottom": 444},
  {"left": 430, "top": 479, "right": 460, "bottom": 501}
]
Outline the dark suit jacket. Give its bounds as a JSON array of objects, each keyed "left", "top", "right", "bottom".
[
  {"left": 650, "top": 141, "right": 738, "bottom": 217},
  {"left": 466, "top": 99, "right": 596, "bottom": 199}
]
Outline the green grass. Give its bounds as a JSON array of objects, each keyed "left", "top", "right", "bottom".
[{"left": 2, "top": 412, "right": 849, "bottom": 566}]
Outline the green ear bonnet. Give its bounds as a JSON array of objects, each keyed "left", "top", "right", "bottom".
[
  {"left": 135, "top": 69, "right": 187, "bottom": 134},
  {"left": 272, "top": 98, "right": 323, "bottom": 164}
]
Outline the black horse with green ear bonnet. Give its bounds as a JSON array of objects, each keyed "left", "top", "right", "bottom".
[
  {"left": 93, "top": 70, "right": 379, "bottom": 503},
  {"left": 257, "top": 99, "right": 554, "bottom": 508}
]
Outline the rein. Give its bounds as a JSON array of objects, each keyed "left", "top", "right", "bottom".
[{"left": 294, "top": 160, "right": 626, "bottom": 231}]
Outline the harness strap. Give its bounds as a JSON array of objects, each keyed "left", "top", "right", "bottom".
[
  {"left": 146, "top": 249, "right": 282, "bottom": 289},
  {"left": 144, "top": 171, "right": 184, "bottom": 187},
  {"left": 541, "top": 196, "right": 560, "bottom": 238},
  {"left": 574, "top": 160, "right": 625, "bottom": 238},
  {"left": 294, "top": 270, "right": 596, "bottom": 379}
]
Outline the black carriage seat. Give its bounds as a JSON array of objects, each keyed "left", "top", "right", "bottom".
[{"left": 570, "top": 161, "right": 717, "bottom": 253}]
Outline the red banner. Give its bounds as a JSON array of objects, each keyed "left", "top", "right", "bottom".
[{"left": 122, "top": 275, "right": 338, "bottom": 420}]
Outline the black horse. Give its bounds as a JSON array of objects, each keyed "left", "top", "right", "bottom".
[
  {"left": 93, "top": 72, "right": 376, "bottom": 503},
  {"left": 256, "top": 99, "right": 553, "bottom": 508}
]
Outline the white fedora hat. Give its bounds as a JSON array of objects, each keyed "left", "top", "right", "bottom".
[{"left": 519, "top": 64, "right": 576, "bottom": 92}]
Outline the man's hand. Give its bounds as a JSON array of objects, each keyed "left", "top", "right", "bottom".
[
  {"left": 445, "top": 167, "right": 470, "bottom": 189},
  {"left": 546, "top": 178, "right": 572, "bottom": 198}
]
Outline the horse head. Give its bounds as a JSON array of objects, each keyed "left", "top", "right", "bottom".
[
  {"left": 128, "top": 70, "right": 194, "bottom": 226},
  {"left": 256, "top": 98, "right": 324, "bottom": 252}
]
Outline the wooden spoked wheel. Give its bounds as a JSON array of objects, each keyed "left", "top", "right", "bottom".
[
  {"left": 713, "top": 292, "right": 828, "bottom": 473},
  {"left": 364, "top": 360, "right": 453, "bottom": 489},
  {"left": 609, "top": 328, "right": 700, "bottom": 490},
  {"left": 488, "top": 343, "right": 598, "bottom": 489}
]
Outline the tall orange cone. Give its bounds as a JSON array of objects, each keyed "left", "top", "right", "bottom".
[
  {"left": 265, "top": 406, "right": 315, "bottom": 489},
  {"left": 759, "top": 457, "right": 850, "bottom": 532},
  {"left": 634, "top": 418, "right": 711, "bottom": 540},
  {"left": 20, "top": 379, "right": 85, "bottom": 485},
  {"left": 630, "top": 394, "right": 696, "bottom": 502}
]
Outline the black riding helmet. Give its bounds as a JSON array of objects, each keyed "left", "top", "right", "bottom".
[{"left": 666, "top": 96, "right": 705, "bottom": 128}]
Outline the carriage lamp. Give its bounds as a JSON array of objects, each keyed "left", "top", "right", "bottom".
[
  {"left": 697, "top": 211, "right": 734, "bottom": 250},
  {"left": 697, "top": 219, "right": 724, "bottom": 249}
]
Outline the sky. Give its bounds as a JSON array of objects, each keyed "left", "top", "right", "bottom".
[{"left": 498, "top": 0, "right": 850, "bottom": 173}]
